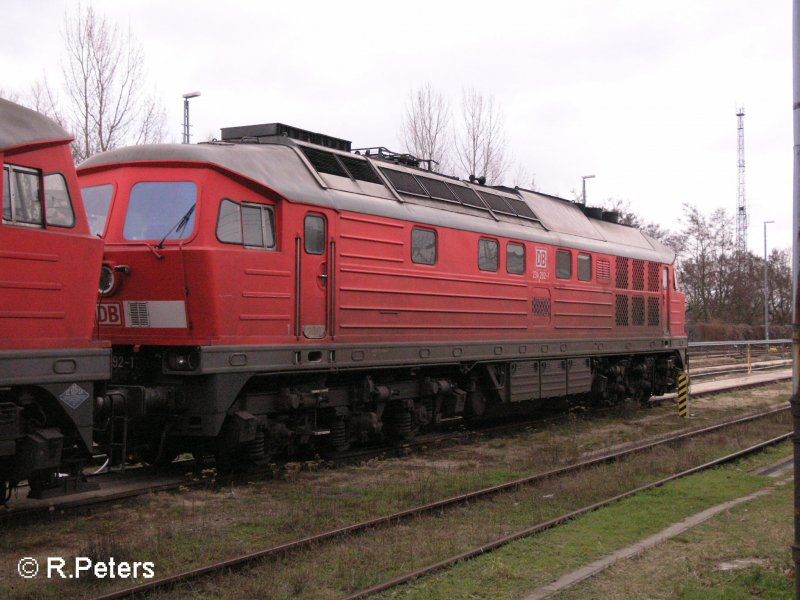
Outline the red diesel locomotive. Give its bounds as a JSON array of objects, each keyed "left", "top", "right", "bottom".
[
  {"left": 77, "top": 123, "right": 687, "bottom": 464},
  {"left": 0, "top": 99, "right": 109, "bottom": 498}
]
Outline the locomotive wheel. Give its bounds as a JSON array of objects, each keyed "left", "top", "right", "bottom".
[{"left": 466, "top": 390, "right": 487, "bottom": 418}]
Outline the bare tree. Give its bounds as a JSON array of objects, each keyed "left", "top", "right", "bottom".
[
  {"left": 511, "top": 163, "right": 538, "bottom": 191},
  {"left": 27, "top": 78, "right": 64, "bottom": 126},
  {"left": 0, "top": 88, "right": 20, "bottom": 103},
  {"left": 62, "top": 4, "right": 165, "bottom": 161},
  {"left": 400, "top": 84, "right": 451, "bottom": 172},
  {"left": 454, "top": 88, "right": 510, "bottom": 184}
]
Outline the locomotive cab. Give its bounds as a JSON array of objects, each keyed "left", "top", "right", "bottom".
[
  {"left": 79, "top": 150, "right": 299, "bottom": 463},
  {"left": 0, "top": 99, "right": 109, "bottom": 499}
]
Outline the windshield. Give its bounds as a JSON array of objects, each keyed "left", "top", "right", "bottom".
[
  {"left": 81, "top": 184, "right": 114, "bottom": 237},
  {"left": 123, "top": 181, "right": 197, "bottom": 242}
]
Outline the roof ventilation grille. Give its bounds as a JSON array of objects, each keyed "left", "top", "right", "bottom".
[{"left": 220, "top": 123, "right": 351, "bottom": 152}]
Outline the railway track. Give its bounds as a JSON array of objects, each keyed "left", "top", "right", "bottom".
[
  {"left": 87, "top": 401, "right": 791, "bottom": 600},
  {"left": 689, "top": 359, "right": 791, "bottom": 380},
  {"left": 1, "top": 369, "right": 790, "bottom": 524}
]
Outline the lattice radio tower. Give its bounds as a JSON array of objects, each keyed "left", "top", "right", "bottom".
[{"left": 736, "top": 107, "right": 748, "bottom": 254}]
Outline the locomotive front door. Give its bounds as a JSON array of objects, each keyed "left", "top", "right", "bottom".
[
  {"left": 663, "top": 266, "right": 670, "bottom": 335},
  {"left": 299, "top": 212, "right": 329, "bottom": 339}
]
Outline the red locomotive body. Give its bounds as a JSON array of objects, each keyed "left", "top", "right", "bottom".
[
  {"left": 78, "top": 124, "right": 686, "bottom": 461},
  {"left": 0, "top": 99, "right": 108, "bottom": 497}
]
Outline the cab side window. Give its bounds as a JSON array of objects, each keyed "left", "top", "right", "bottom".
[
  {"left": 43, "top": 173, "right": 75, "bottom": 227},
  {"left": 216, "top": 198, "right": 275, "bottom": 248},
  {"left": 2, "top": 165, "right": 43, "bottom": 227}
]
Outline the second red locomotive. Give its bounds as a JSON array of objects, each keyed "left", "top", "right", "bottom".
[
  {"left": 77, "top": 123, "right": 687, "bottom": 463},
  {"left": 0, "top": 99, "right": 109, "bottom": 498}
]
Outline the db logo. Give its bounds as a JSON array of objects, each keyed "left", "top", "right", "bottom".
[
  {"left": 97, "top": 303, "right": 123, "bottom": 326},
  {"left": 535, "top": 248, "right": 548, "bottom": 269}
]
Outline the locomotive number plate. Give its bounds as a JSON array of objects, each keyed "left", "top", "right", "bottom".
[{"left": 111, "top": 352, "right": 134, "bottom": 372}]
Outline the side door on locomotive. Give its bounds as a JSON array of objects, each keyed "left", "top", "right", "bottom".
[{"left": 298, "top": 210, "right": 333, "bottom": 340}]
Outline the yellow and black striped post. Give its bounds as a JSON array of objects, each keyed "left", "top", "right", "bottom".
[{"left": 677, "top": 371, "right": 689, "bottom": 417}]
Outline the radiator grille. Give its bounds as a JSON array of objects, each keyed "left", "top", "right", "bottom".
[
  {"left": 615, "top": 257, "right": 628, "bottom": 289},
  {"left": 647, "top": 263, "right": 660, "bottom": 291},
  {"left": 648, "top": 297, "right": 660, "bottom": 326},
  {"left": 632, "top": 296, "right": 645, "bottom": 326},
  {"left": 127, "top": 302, "right": 150, "bottom": 327},
  {"left": 615, "top": 295, "right": 629, "bottom": 326},
  {"left": 597, "top": 259, "right": 611, "bottom": 282},
  {"left": 532, "top": 297, "right": 551, "bottom": 317},
  {"left": 632, "top": 259, "right": 645, "bottom": 291}
]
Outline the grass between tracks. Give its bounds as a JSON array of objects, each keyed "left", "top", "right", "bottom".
[
  {"left": 372, "top": 443, "right": 794, "bottom": 600},
  {"left": 557, "top": 470, "right": 794, "bottom": 600},
  {"left": 0, "top": 382, "right": 791, "bottom": 599}
]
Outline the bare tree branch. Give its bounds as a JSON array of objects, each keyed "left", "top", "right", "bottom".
[
  {"left": 61, "top": 3, "right": 165, "bottom": 161},
  {"left": 455, "top": 88, "right": 510, "bottom": 184},
  {"left": 400, "top": 84, "right": 451, "bottom": 172}
]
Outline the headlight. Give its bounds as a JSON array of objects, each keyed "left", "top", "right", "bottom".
[
  {"left": 165, "top": 349, "right": 199, "bottom": 371},
  {"left": 99, "top": 265, "right": 115, "bottom": 295}
]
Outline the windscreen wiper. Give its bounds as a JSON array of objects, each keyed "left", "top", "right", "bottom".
[{"left": 157, "top": 204, "right": 196, "bottom": 249}]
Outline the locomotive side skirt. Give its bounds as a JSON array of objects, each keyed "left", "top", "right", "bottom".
[{"left": 174, "top": 337, "right": 686, "bottom": 375}]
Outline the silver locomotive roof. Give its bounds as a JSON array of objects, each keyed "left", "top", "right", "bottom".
[
  {"left": 79, "top": 135, "right": 675, "bottom": 265},
  {"left": 0, "top": 98, "right": 72, "bottom": 153}
]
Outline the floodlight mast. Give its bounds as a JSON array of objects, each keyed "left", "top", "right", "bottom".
[
  {"left": 581, "top": 174, "right": 595, "bottom": 205},
  {"left": 182, "top": 91, "right": 201, "bottom": 144},
  {"left": 791, "top": 0, "right": 800, "bottom": 596}
]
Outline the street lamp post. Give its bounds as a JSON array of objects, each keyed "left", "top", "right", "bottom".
[
  {"left": 581, "top": 174, "right": 595, "bottom": 205},
  {"left": 764, "top": 220, "right": 774, "bottom": 342},
  {"left": 182, "top": 91, "right": 201, "bottom": 144}
]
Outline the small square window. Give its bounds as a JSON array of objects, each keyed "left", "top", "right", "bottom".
[
  {"left": 304, "top": 214, "right": 325, "bottom": 255},
  {"left": 479, "top": 238, "right": 499, "bottom": 272},
  {"left": 556, "top": 250, "right": 571, "bottom": 279},
  {"left": 411, "top": 227, "right": 437, "bottom": 265},
  {"left": 578, "top": 253, "right": 592, "bottom": 281},
  {"left": 507, "top": 242, "right": 525, "bottom": 275}
]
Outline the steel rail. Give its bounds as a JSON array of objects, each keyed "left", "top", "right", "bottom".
[
  {"left": 88, "top": 404, "right": 790, "bottom": 600},
  {"left": 343, "top": 431, "right": 793, "bottom": 600}
]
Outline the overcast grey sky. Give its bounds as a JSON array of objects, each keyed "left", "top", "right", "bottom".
[{"left": 3, "top": 0, "right": 793, "bottom": 250}]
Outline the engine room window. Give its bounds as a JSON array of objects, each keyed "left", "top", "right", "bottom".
[
  {"left": 411, "top": 227, "right": 437, "bottom": 265},
  {"left": 479, "top": 238, "right": 499, "bottom": 272},
  {"left": 2, "top": 165, "right": 43, "bottom": 226},
  {"left": 81, "top": 183, "right": 113, "bottom": 237},
  {"left": 43, "top": 173, "right": 75, "bottom": 228},
  {"left": 507, "top": 242, "right": 525, "bottom": 274},
  {"left": 124, "top": 181, "right": 197, "bottom": 242},
  {"left": 577, "top": 253, "right": 592, "bottom": 281},
  {"left": 304, "top": 214, "right": 325, "bottom": 255},
  {"left": 556, "top": 250, "right": 572, "bottom": 279},
  {"left": 217, "top": 198, "right": 275, "bottom": 248}
]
